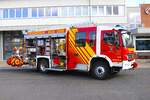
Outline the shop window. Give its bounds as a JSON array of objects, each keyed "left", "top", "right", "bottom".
[
  {"left": 52, "top": 8, "right": 58, "bottom": 16},
  {"left": 103, "top": 32, "right": 115, "bottom": 45},
  {"left": 16, "top": 8, "right": 21, "bottom": 18},
  {"left": 136, "top": 40, "right": 150, "bottom": 50},
  {"left": 89, "top": 31, "right": 96, "bottom": 46},
  {"left": 38, "top": 8, "right": 44, "bottom": 17},
  {"left": 3, "top": 31, "right": 24, "bottom": 60},
  {"left": 76, "top": 32, "right": 86, "bottom": 47},
  {"left": 32, "top": 8, "right": 37, "bottom": 17},
  {"left": 3, "top": 9, "right": 8, "bottom": 18},
  {"left": 22, "top": 8, "right": 28, "bottom": 17}
]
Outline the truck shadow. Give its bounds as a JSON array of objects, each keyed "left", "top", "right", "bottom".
[{"left": 0, "top": 67, "right": 138, "bottom": 80}]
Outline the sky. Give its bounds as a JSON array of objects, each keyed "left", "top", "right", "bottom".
[{"left": 127, "top": 0, "right": 150, "bottom": 6}]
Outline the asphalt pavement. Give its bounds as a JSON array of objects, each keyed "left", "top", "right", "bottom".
[
  {"left": 0, "top": 59, "right": 149, "bottom": 100},
  {"left": 0, "top": 63, "right": 149, "bottom": 100}
]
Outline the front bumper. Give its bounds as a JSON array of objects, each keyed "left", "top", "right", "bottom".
[{"left": 122, "top": 60, "right": 138, "bottom": 70}]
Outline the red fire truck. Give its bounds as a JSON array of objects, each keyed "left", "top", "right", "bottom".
[{"left": 7, "top": 25, "right": 138, "bottom": 79}]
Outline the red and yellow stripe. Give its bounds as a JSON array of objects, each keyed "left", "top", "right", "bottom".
[{"left": 68, "top": 28, "right": 96, "bottom": 64}]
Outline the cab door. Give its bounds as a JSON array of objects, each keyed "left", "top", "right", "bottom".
[{"left": 101, "top": 30, "right": 122, "bottom": 62}]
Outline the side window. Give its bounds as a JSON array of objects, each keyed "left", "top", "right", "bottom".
[
  {"left": 103, "top": 32, "right": 115, "bottom": 45},
  {"left": 114, "top": 31, "right": 120, "bottom": 43},
  {"left": 89, "top": 31, "right": 96, "bottom": 46},
  {"left": 76, "top": 32, "right": 86, "bottom": 47}
]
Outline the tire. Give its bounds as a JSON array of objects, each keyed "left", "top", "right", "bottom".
[
  {"left": 90, "top": 62, "right": 110, "bottom": 80},
  {"left": 37, "top": 59, "right": 49, "bottom": 72}
]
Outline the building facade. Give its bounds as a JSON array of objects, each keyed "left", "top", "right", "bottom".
[
  {"left": 133, "top": 4, "right": 150, "bottom": 58},
  {"left": 0, "top": 0, "right": 127, "bottom": 60}
]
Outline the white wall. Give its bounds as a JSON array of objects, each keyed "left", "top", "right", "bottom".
[
  {"left": 0, "top": 0, "right": 127, "bottom": 30},
  {"left": 0, "top": 0, "right": 125, "bottom": 8},
  {"left": 0, "top": 0, "right": 89, "bottom": 8}
]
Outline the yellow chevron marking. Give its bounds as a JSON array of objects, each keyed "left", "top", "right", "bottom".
[
  {"left": 69, "top": 40, "right": 86, "bottom": 64},
  {"left": 69, "top": 36, "right": 88, "bottom": 63},
  {"left": 69, "top": 29, "right": 88, "bottom": 64},
  {"left": 70, "top": 29, "right": 95, "bottom": 60},
  {"left": 85, "top": 43, "right": 95, "bottom": 56},
  {"left": 80, "top": 47, "right": 91, "bottom": 59}
]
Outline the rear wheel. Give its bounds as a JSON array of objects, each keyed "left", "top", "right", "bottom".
[
  {"left": 37, "top": 59, "right": 49, "bottom": 72},
  {"left": 90, "top": 62, "right": 110, "bottom": 80}
]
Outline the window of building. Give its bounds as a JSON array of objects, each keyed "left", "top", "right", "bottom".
[
  {"left": 22, "top": 8, "right": 28, "bottom": 17},
  {"left": 98, "top": 6, "right": 104, "bottom": 16},
  {"left": 32, "top": 8, "right": 37, "bottom": 17},
  {"left": 52, "top": 8, "right": 58, "bottom": 16},
  {"left": 113, "top": 6, "right": 119, "bottom": 15},
  {"left": 92, "top": 6, "right": 98, "bottom": 16},
  {"left": 9, "top": 9, "right": 15, "bottom": 18},
  {"left": 119, "top": 6, "right": 124, "bottom": 16},
  {"left": 46, "top": 7, "right": 51, "bottom": 16},
  {"left": 0, "top": 9, "right": 3, "bottom": 19},
  {"left": 106, "top": 6, "right": 112, "bottom": 15},
  {"left": 76, "top": 32, "right": 86, "bottom": 47},
  {"left": 68, "top": 7, "right": 74, "bottom": 16},
  {"left": 16, "top": 8, "right": 21, "bottom": 18},
  {"left": 3, "top": 9, "right": 8, "bottom": 18},
  {"left": 61, "top": 7, "right": 68, "bottom": 16},
  {"left": 89, "top": 31, "right": 96, "bottom": 46},
  {"left": 82, "top": 6, "right": 88, "bottom": 16},
  {"left": 38, "top": 8, "right": 44, "bottom": 17},
  {"left": 75, "top": 7, "right": 82, "bottom": 16}
]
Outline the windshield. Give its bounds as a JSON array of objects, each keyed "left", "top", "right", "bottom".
[{"left": 121, "top": 31, "right": 134, "bottom": 48}]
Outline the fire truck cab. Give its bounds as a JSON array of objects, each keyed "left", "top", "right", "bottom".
[{"left": 23, "top": 25, "right": 137, "bottom": 79}]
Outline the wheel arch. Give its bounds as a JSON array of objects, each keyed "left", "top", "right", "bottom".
[
  {"left": 36, "top": 57, "right": 50, "bottom": 67},
  {"left": 89, "top": 55, "right": 113, "bottom": 71}
]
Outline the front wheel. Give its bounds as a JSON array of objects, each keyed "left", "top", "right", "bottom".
[{"left": 90, "top": 62, "right": 110, "bottom": 80}]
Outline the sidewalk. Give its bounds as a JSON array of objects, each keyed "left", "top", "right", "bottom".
[
  {"left": 136, "top": 59, "right": 150, "bottom": 68},
  {"left": 0, "top": 61, "right": 9, "bottom": 67},
  {"left": 0, "top": 60, "right": 149, "bottom": 68}
]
